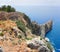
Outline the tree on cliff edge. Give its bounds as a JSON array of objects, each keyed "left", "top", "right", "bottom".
[{"left": 0, "top": 5, "right": 16, "bottom": 12}]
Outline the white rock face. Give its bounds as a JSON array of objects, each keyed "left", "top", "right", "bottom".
[
  {"left": 27, "top": 37, "right": 52, "bottom": 52},
  {"left": 41, "top": 24, "right": 46, "bottom": 38},
  {"left": 27, "top": 37, "right": 45, "bottom": 45},
  {"left": 41, "top": 20, "right": 52, "bottom": 38},
  {"left": 45, "top": 37, "right": 50, "bottom": 41}
]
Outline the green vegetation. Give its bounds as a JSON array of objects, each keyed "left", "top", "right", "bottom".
[
  {"left": 16, "top": 20, "right": 26, "bottom": 33},
  {"left": 26, "top": 38, "right": 32, "bottom": 40},
  {"left": 23, "top": 13, "right": 32, "bottom": 29},
  {"left": 46, "top": 42, "right": 53, "bottom": 52},
  {"left": 40, "top": 37, "right": 43, "bottom": 40},
  {"left": 17, "top": 35, "right": 22, "bottom": 39},
  {"left": 0, "top": 5, "right": 15, "bottom": 12},
  {"left": 0, "top": 32, "right": 4, "bottom": 36},
  {"left": 23, "top": 13, "right": 31, "bottom": 24},
  {"left": 18, "top": 39, "right": 21, "bottom": 44},
  {"left": 12, "top": 41, "right": 17, "bottom": 45}
]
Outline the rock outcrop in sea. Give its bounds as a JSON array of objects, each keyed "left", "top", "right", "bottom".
[
  {"left": 0, "top": 11, "right": 53, "bottom": 52},
  {"left": 31, "top": 20, "right": 52, "bottom": 38}
]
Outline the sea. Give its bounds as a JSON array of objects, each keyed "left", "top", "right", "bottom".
[{"left": 14, "top": 6, "right": 60, "bottom": 52}]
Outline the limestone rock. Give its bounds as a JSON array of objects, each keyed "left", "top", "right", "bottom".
[
  {"left": 0, "top": 11, "right": 52, "bottom": 38},
  {"left": 0, "top": 47, "right": 4, "bottom": 52},
  {"left": 31, "top": 20, "right": 52, "bottom": 38},
  {"left": 38, "top": 46, "right": 50, "bottom": 52},
  {"left": 27, "top": 37, "right": 45, "bottom": 49}
]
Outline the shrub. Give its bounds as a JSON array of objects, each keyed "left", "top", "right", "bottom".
[
  {"left": 12, "top": 41, "right": 17, "bottom": 45},
  {"left": 40, "top": 37, "right": 43, "bottom": 40},
  {"left": 23, "top": 13, "right": 32, "bottom": 29},
  {"left": 26, "top": 38, "right": 32, "bottom": 40},
  {"left": 17, "top": 35, "right": 22, "bottom": 39},
  {"left": 0, "top": 5, "right": 16, "bottom": 12},
  {"left": 1, "top": 5, "right": 7, "bottom": 11},
  {"left": 16, "top": 20, "right": 26, "bottom": 33},
  {"left": 46, "top": 42, "right": 53, "bottom": 51},
  {"left": 0, "top": 32, "right": 4, "bottom": 36},
  {"left": 18, "top": 39, "right": 21, "bottom": 44}
]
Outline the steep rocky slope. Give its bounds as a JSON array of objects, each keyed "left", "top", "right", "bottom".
[
  {"left": 0, "top": 11, "right": 31, "bottom": 25},
  {"left": 0, "top": 11, "right": 52, "bottom": 37},
  {"left": 31, "top": 20, "right": 52, "bottom": 38},
  {"left": 0, "top": 11, "right": 53, "bottom": 52}
]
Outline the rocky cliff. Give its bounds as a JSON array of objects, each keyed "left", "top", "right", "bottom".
[
  {"left": 0, "top": 11, "right": 52, "bottom": 38},
  {"left": 0, "top": 11, "right": 53, "bottom": 52},
  {"left": 31, "top": 20, "right": 52, "bottom": 38},
  {"left": 0, "top": 11, "right": 31, "bottom": 26}
]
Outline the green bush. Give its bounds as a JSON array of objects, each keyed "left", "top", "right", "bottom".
[
  {"left": 0, "top": 5, "right": 16, "bottom": 12},
  {"left": 18, "top": 39, "right": 21, "bottom": 44},
  {"left": 17, "top": 35, "right": 22, "bottom": 39},
  {"left": 40, "top": 37, "right": 43, "bottom": 40},
  {"left": 0, "top": 5, "right": 7, "bottom": 11},
  {"left": 16, "top": 20, "right": 26, "bottom": 33},
  {"left": 0, "top": 32, "right": 4, "bottom": 36},
  {"left": 26, "top": 38, "right": 32, "bottom": 40},
  {"left": 12, "top": 41, "right": 17, "bottom": 45},
  {"left": 46, "top": 42, "right": 53, "bottom": 51}
]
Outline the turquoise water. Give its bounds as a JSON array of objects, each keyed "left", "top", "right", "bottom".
[{"left": 15, "top": 6, "right": 60, "bottom": 52}]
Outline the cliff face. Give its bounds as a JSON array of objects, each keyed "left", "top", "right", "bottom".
[
  {"left": 0, "top": 11, "right": 52, "bottom": 38},
  {"left": 40, "top": 20, "right": 52, "bottom": 38},
  {"left": 0, "top": 11, "right": 53, "bottom": 52},
  {"left": 31, "top": 20, "right": 52, "bottom": 38},
  {"left": 0, "top": 11, "right": 31, "bottom": 26}
]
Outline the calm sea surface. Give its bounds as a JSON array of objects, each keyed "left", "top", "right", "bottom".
[{"left": 15, "top": 6, "right": 60, "bottom": 52}]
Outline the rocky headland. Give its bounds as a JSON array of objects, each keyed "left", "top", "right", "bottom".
[{"left": 0, "top": 11, "right": 53, "bottom": 52}]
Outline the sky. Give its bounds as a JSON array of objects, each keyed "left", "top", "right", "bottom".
[{"left": 0, "top": 0, "right": 60, "bottom": 6}]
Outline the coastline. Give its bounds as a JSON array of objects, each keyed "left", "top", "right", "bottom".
[{"left": 45, "top": 37, "right": 55, "bottom": 52}]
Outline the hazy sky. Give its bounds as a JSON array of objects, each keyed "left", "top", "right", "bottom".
[{"left": 0, "top": 0, "right": 60, "bottom": 6}]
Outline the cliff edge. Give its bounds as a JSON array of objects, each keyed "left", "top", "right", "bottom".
[
  {"left": 0, "top": 11, "right": 52, "bottom": 38},
  {"left": 0, "top": 11, "right": 53, "bottom": 52}
]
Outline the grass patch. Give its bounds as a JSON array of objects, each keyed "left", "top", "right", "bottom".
[
  {"left": 26, "top": 38, "right": 32, "bottom": 40},
  {"left": 17, "top": 35, "right": 22, "bottom": 39},
  {"left": 0, "top": 32, "right": 4, "bottom": 36},
  {"left": 16, "top": 20, "right": 26, "bottom": 33},
  {"left": 40, "top": 37, "right": 43, "bottom": 40},
  {"left": 18, "top": 39, "right": 21, "bottom": 44},
  {"left": 46, "top": 42, "right": 53, "bottom": 51}
]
